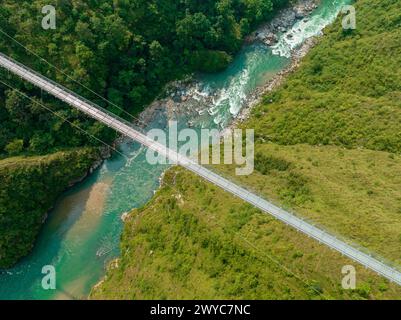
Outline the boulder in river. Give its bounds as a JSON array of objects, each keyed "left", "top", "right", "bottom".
[
  {"left": 264, "top": 32, "right": 278, "bottom": 45},
  {"left": 295, "top": 12, "right": 305, "bottom": 19}
]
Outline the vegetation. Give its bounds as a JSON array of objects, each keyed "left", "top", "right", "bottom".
[
  {"left": 0, "top": 0, "right": 290, "bottom": 156},
  {"left": 92, "top": 0, "right": 401, "bottom": 299},
  {"left": 215, "top": 144, "right": 401, "bottom": 265},
  {"left": 91, "top": 167, "right": 401, "bottom": 299},
  {"left": 247, "top": 0, "right": 401, "bottom": 153},
  {"left": 0, "top": 148, "right": 99, "bottom": 267},
  {"left": 0, "top": 0, "right": 290, "bottom": 266}
]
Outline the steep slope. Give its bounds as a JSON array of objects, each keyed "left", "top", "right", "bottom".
[
  {"left": 91, "top": 0, "right": 401, "bottom": 299},
  {"left": 0, "top": 148, "right": 99, "bottom": 267},
  {"left": 91, "top": 166, "right": 401, "bottom": 299},
  {"left": 247, "top": 0, "right": 401, "bottom": 152}
]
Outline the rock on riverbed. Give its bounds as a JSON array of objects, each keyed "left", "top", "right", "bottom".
[
  {"left": 137, "top": 0, "right": 320, "bottom": 129},
  {"left": 247, "top": 0, "right": 318, "bottom": 46}
]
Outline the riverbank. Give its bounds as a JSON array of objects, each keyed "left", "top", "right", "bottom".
[
  {"left": 245, "top": 0, "right": 318, "bottom": 45},
  {"left": 137, "top": 0, "right": 320, "bottom": 128},
  {"left": 228, "top": 36, "right": 318, "bottom": 130},
  {"left": 0, "top": 148, "right": 101, "bottom": 268}
]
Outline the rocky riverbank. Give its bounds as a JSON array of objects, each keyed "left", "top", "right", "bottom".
[
  {"left": 137, "top": 0, "right": 321, "bottom": 130},
  {"left": 228, "top": 36, "right": 319, "bottom": 130},
  {"left": 246, "top": 0, "right": 319, "bottom": 46}
]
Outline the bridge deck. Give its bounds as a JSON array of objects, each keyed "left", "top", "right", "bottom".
[{"left": 1, "top": 52, "right": 400, "bottom": 286}]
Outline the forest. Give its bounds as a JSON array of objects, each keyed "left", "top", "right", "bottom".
[
  {"left": 0, "top": 0, "right": 288, "bottom": 157},
  {"left": 0, "top": 148, "right": 99, "bottom": 267}
]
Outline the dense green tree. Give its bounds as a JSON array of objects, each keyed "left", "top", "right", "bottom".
[
  {"left": 0, "top": 149, "right": 100, "bottom": 267},
  {"left": 0, "top": 0, "right": 288, "bottom": 157},
  {"left": 5, "top": 139, "right": 23, "bottom": 155},
  {"left": 29, "top": 132, "right": 55, "bottom": 153}
]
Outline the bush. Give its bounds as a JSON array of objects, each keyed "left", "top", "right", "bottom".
[
  {"left": 5, "top": 139, "right": 23, "bottom": 155},
  {"left": 0, "top": 148, "right": 99, "bottom": 267},
  {"left": 29, "top": 132, "right": 55, "bottom": 154},
  {"left": 191, "top": 50, "right": 233, "bottom": 73},
  {"left": 254, "top": 153, "right": 291, "bottom": 175}
]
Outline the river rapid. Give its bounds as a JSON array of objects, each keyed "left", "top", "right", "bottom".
[{"left": 0, "top": 0, "right": 350, "bottom": 300}]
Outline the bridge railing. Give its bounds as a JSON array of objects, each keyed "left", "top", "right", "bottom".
[
  {"left": 203, "top": 163, "right": 401, "bottom": 275},
  {"left": 2, "top": 51, "right": 401, "bottom": 285},
  {"left": 0, "top": 52, "right": 147, "bottom": 134}
]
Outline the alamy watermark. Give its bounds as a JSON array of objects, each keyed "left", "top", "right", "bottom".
[
  {"left": 146, "top": 121, "right": 254, "bottom": 175},
  {"left": 341, "top": 265, "right": 356, "bottom": 289},
  {"left": 341, "top": 5, "right": 356, "bottom": 30},
  {"left": 41, "top": 5, "right": 56, "bottom": 30},
  {"left": 41, "top": 265, "right": 56, "bottom": 290}
]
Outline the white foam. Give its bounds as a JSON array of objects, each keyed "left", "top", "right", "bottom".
[{"left": 272, "top": 1, "right": 347, "bottom": 58}]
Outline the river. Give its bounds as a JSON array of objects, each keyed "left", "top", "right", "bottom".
[{"left": 0, "top": 0, "right": 350, "bottom": 300}]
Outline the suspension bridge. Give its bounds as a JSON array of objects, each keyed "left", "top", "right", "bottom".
[{"left": 1, "top": 52, "right": 401, "bottom": 286}]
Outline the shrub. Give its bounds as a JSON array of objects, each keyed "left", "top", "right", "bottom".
[{"left": 5, "top": 139, "right": 23, "bottom": 155}]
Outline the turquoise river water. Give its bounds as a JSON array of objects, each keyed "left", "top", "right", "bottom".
[{"left": 0, "top": 0, "right": 350, "bottom": 299}]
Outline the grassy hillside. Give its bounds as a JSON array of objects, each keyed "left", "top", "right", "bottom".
[
  {"left": 91, "top": 167, "right": 401, "bottom": 300},
  {"left": 0, "top": 148, "right": 99, "bottom": 268},
  {"left": 91, "top": 0, "right": 401, "bottom": 299},
  {"left": 248, "top": 0, "right": 401, "bottom": 152},
  {"left": 213, "top": 144, "right": 401, "bottom": 264}
]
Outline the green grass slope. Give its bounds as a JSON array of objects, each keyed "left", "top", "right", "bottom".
[
  {"left": 249, "top": 0, "right": 401, "bottom": 152},
  {"left": 91, "top": 167, "right": 401, "bottom": 300},
  {"left": 213, "top": 144, "right": 401, "bottom": 265}
]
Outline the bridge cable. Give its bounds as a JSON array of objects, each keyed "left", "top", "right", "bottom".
[
  {"left": 0, "top": 77, "right": 328, "bottom": 298},
  {"left": 0, "top": 27, "right": 153, "bottom": 129}
]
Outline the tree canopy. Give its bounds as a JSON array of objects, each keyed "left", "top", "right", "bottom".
[{"left": 0, "top": 0, "right": 288, "bottom": 157}]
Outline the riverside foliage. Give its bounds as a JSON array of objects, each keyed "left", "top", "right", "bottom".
[
  {"left": 0, "top": 148, "right": 99, "bottom": 267},
  {"left": 0, "top": 0, "right": 289, "bottom": 157}
]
